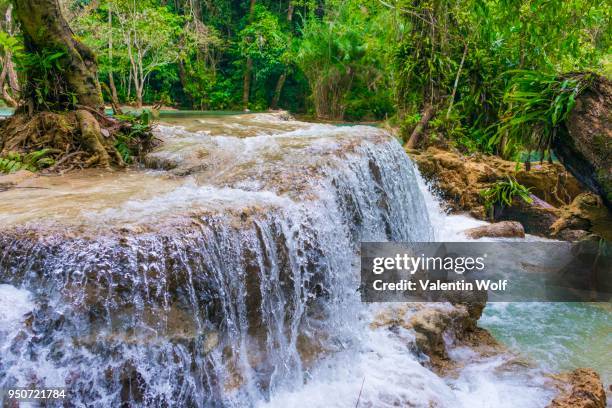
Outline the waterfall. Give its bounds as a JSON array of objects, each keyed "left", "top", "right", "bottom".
[{"left": 0, "top": 118, "right": 434, "bottom": 407}]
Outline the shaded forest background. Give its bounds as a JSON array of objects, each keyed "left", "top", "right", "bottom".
[{"left": 0, "top": 0, "right": 609, "bottom": 155}]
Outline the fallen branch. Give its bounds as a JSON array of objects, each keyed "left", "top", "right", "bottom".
[
  {"left": 406, "top": 104, "right": 434, "bottom": 149},
  {"left": 44, "top": 150, "right": 85, "bottom": 172}
]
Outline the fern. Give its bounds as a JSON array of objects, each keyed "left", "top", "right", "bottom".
[
  {"left": 0, "top": 149, "right": 56, "bottom": 174},
  {"left": 113, "top": 111, "right": 154, "bottom": 163},
  {"left": 491, "top": 70, "right": 594, "bottom": 157},
  {"left": 480, "top": 176, "right": 533, "bottom": 219}
]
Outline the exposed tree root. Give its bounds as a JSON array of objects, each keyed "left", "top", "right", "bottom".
[{"left": 0, "top": 110, "right": 153, "bottom": 172}]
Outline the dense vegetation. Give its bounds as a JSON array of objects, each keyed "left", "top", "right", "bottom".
[{"left": 0, "top": 0, "right": 609, "bottom": 157}]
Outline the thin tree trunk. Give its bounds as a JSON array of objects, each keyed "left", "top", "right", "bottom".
[
  {"left": 137, "top": 55, "right": 145, "bottom": 108},
  {"left": 127, "top": 69, "right": 132, "bottom": 100},
  {"left": 107, "top": 7, "right": 122, "bottom": 114},
  {"left": 406, "top": 104, "right": 434, "bottom": 149},
  {"left": 446, "top": 41, "right": 468, "bottom": 119},
  {"left": 271, "top": 72, "right": 287, "bottom": 109},
  {"left": 4, "top": 5, "right": 19, "bottom": 96},
  {"left": 242, "top": 57, "right": 252, "bottom": 111},
  {"left": 136, "top": 87, "right": 143, "bottom": 108},
  {"left": 108, "top": 74, "right": 120, "bottom": 108},
  {"left": 14, "top": 0, "right": 104, "bottom": 112},
  {"left": 6, "top": 54, "right": 19, "bottom": 95},
  {"left": 177, "top": 59, "right": 192, "bottom": 106},
  {"left": 0, "top": 57, "right": 18, "bottom": 107},
  {"left": 242, "top": 0, "right": 257, "bottom": 111},
  {"left": 270, "top": 1, "right": 294, "bottom": 110}
]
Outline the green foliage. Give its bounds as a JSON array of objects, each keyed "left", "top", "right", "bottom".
[
  {"left": 0, "top": 31, "right": 23, "bottom": 57},
  {"left": 296, "top": 1, "right": 394, "bottom": 119},
  {"left": 2, "top": 0, "right": 606, "bottom": 125},
  {"left": 20, "top": 49, "right": 76, "bottom": 110},
  {"left": 0, "top": 149, "right": 56, "bottom": 173},
  {"left": 480, "top": 176, "right": 533, "bottom": 218},
  {"left": 239, "top": 6, "right": 287, "bottom": 76},
  {"left": 389, "top": 0, "right": 609, "bottom": 151},
  {"left": 492, "top": 70, "right": 594, "bottom": 156},
  {"left": 113, "top": 111, "right": 155, "bottom": 163}
]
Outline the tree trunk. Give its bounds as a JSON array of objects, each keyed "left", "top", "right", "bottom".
[
  {"left": 242, "top": 0, "right": 257, "bottom": 111},
  {"left": 242, "top": 56, "right": 252, "bottom": 111},
  {"left": 270, "top": 72, "right": 286, "bottom": 110},
  {"left": 177, "top": 59, "right": 191, "bottom": 106},
  {"left": 108, "top": 73, "right": 120, "bottom": 109},
  {"left": 107, "top": 6, "right": 121, "bottom": 112},
  {"left": 0, "top": 56, "right": 18, "bottom": 107},
  {"left": 14, "top": 0, "right": 103, "bottom": 112},
  {"left": 446, "top": 41, "right": 468, "bottom": 119},
  {"left": 0, "top": 0, "right": 141, "bottom": 170},
  {"left": 5, "top": 53, "right": 19, "bottom": 95},
  {"left": 136, "top": 86, "right": 143, "bottom": 109},
  {"left": 270, "top": 1, "right": 294, "bottom": 110},
  {"left": 3, "top": 5, "right": 19, "bottom": 98},
  {"left": 406, "top": 104, "right": 434, "bottom": 149}
]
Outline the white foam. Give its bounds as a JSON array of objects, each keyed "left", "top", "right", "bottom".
[
  {"left": 262, "top": 316, "right": 457, "bottom": 408},
  {"left": 415, "top": 170, "right": 488, "bottom": 241},
  {"left": 262, "top": 166, "right": 556, "bottom": 408},
  {"left": 0, "top": 284, "right": 34, "bottom": 333}
]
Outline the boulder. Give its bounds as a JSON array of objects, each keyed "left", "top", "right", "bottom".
[
  {"left": 548, "top": 368, "right": 606, "bottom": 408},
  {"left": 464, "top": 221, "right": 525, "bottom": 239},
  {"left": 554, "top": 229, "right": 590, "bottom": 242},
  {"left": 493, "top": 195, "right": 561, "bottom": 237},
  {"left": 371, "top": 295, "right": 498, "bottom": 375},
  {"left": 551, "top": 193, "right": 612, "bottom": 241},
  {"left": 554, "top": 75, "right": 611, "bottom": 210},
  {"left": 409, "top": 308, "right": 457, "bottom": 371},
  {"left": 409, "top": 305, "right": 501, "bottom": 374}
]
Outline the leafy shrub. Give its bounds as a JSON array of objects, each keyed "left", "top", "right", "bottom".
[
  {"left": 113, "top": 111, "right": 155, "bottom": 163},
  {"left": 480, "top": 176, "right": 533, "bottom": 218},
  {"left": 491, "top": 70, "right": 594, "bottom": 156},
  {"left": 0, "top": 149, "right": 56, "bottom": 174}
]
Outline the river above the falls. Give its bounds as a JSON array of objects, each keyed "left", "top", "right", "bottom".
[{"left": 0, "top": 112, "right": 609, "bottom": 407}]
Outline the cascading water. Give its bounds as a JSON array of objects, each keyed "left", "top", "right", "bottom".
[
  {"left": 1, "top": 113, "right": 578, "bottom": 407},
  {"left": 1, "top": 114, "right": 440, "bottom": 406}
]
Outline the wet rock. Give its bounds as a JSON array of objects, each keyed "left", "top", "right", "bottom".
[
  {"left": 203, "top": 331, "right": 219, "bottom": 354},
  {"left": 372, "top": 302, "right": 500, "bottom": 375},
  {"left": 407, "top": 147, "right": 606, "bottom": 239},
  {"left": 275, "top": 110, "right": 294, "bottom": 121},
  {"left": 551, "top": 193, "right": 612, "bottom": 241},
  {"left": 548, "top": 368, "right": 606, "bottom": 408},
  {"left": 409, "top": 308, "right": 456, "bottom": 371},
  {"left": 443, "top": 287, "right": 488, "bottom": 332},
  {"left": 409, "top": 147, "right": 583, "bottom": 218},
  {"left": 464, "top": 221, "right": 525, "bottom": 239},
  {"left": 296, "top": 331, "right": 327, "bottom": 368},
  {"left": 554, "top": 229, "right": 590, "bottom": 242},
  {"left": 493, "top": 195, "right": 560, "bottom": 237}
]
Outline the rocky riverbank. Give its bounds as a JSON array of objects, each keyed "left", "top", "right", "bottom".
[
  {"left": 408, "top": 147, "right": 612, "bottom": 241},
  {"left": 406, "top": 146, "right": 609, "bottom": 406},
  {"left": 371, "top": 301, "right": 607, "bottom": 408}
]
